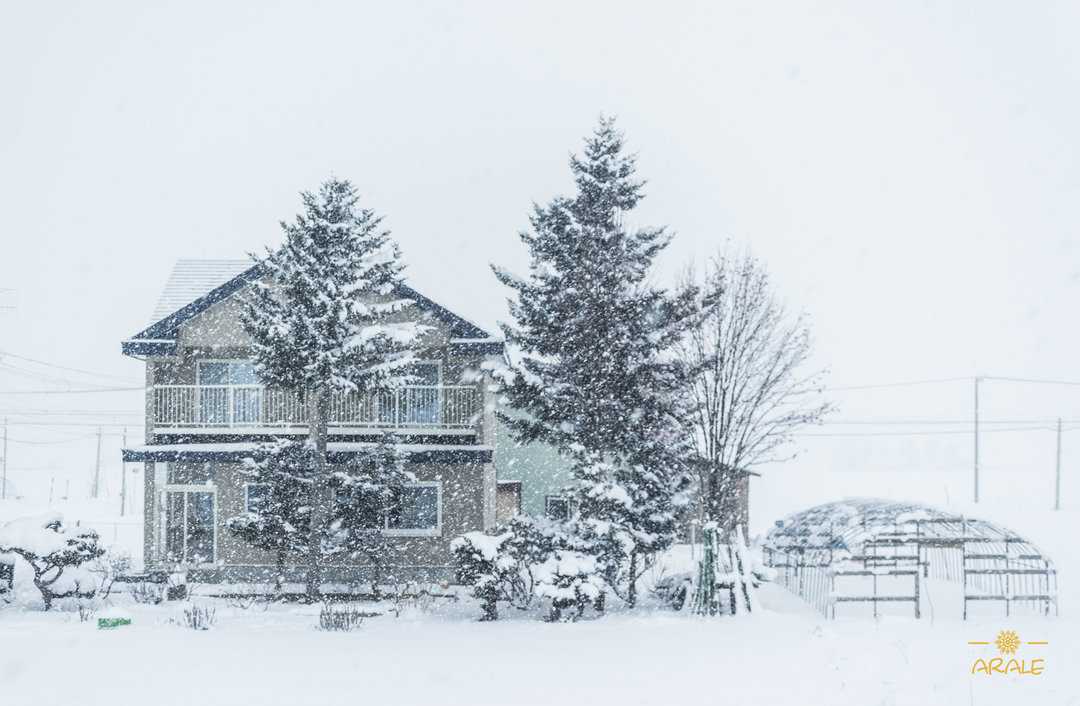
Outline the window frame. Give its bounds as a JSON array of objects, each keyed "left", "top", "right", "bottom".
[
  {"left": 383, "top": 481, "right": 442, "bottom": 537},
  {"left": 195, "top": 359, "right": 259, "bottom": 386},
  {"left": 244, "top": 482, "right": 271, "bottom": 514},
  {"left": 545, "top": 495, "right": 573, "bottom": 521},
  {"left": 159, "top": 483, "right": 218, "bottom": 567},
  {"left": 333, "top": 480, "right": 443, "bottom": 538}
]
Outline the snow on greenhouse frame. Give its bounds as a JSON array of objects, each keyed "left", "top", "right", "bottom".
[{"left": 763, "top": 498, "right": 1058, "bottom": 620}]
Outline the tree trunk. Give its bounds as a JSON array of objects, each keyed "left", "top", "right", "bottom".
[
  {"left": 305, "top": 386, "right": 330, "bottom": 601},
  {"left": 274, "top": 549, "right": 286, "bottom": 595},
  {"left": 626, "top": 550, "right": 638, "bottom": 609}
]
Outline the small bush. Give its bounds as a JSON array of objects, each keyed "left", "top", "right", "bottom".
[
  {"left": 179, "top": 604, "right": 216, "bottom": 631},
  {"left": 77, "top": 602, "right": 98, "bottom": 623},
  {"left": 318, "top": 601, "right": 376, "bottom": 631},
  {"left": 452, "top": 515, "right": 590, "bottom": 621},
  {"left": 130, "top": 582, "right": 165, "bottom": 605},
  {"left": 225, "top": 594, "right": 268, "bottom": 611},
  {"left": 651, "top": 572, "right": 693, "bottom": 611},
  {"left": 534, "top": 551, "right": 605, "bottom": 622}
]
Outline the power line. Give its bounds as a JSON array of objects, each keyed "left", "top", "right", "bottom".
[
  {"left": 0, "top": 349, "right": 139, "bottom": 384},
  {"left": 0, "top": 409, "right": 144, "bottom": 416},
  {"left": 3, "top": 433, "right": 103, "bottom": 446},
  {"left": 796, "top": 425, "right": 1077, "bottom": 438},
  {"left": 824, "top": 374, "right": 1080, "bottom": 392},
  {"left": 0, "top": 362, "right": 128, "bottom": 390},
  {"left": 823, "top": 418, "right": 1080, "bottom": 426},
  {"left": 0, "top": 386, "right": 142, "bottom": 394},
  {"left": 981, "top": 375, "right": 1080, "bottom": 387},
  {"left": 822, "top": 377, "right": 970, "bottom": 392},
  {"left": 4, "top": 420, "right": 145, "bottom": 429}
]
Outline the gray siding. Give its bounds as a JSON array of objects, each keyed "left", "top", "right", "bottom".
[{"left": 145, "top": 460, "right": 486, "bottom": 580}]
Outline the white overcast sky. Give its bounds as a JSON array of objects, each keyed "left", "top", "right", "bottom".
[{"left": 1, "top": 2, "right": 1077, "bottom": 516}]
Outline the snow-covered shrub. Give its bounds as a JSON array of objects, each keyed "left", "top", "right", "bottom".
[
  {"left": 452, "top": 531, "right": 514, "bottom": 621},
  {"left": 226, "top": 594, "right": 267, "bottom": 611},
  {"left": 0, "top": 513, "right": 104, "bottom": 610},
  {"left": 387, "top": 583, "right": 450, "bottom": 618},
  {"left": 89, "top": 546, "right": 132, "bottom": 599},
  {"left": 130, "top": 581, "right": 165, "bottom": 605},
  {"left": 318, "top": 602, "right": 374, "bottom": 631},
  {"left": 652, "top": 572, "right": 693, "bottom": 611},
  {"left": 452, "top": 515, "right": 590, "bottom": 621},
  {"left": 534, "top": 550, "right": 605, "bottom": 622},
  {"left": 178, "top": 604, "right": 216, "bottom": 630},
  {"left": 77, "top": 602, "right": 97, "bottom": 623}
]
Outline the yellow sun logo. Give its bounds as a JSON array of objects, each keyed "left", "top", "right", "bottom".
[{"left": 995, "top": 630, "right": 1021, "bottom": 655}]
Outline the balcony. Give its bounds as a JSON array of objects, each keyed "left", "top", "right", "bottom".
[{"left": 150, "top": 384, "right": 480, "bottom": 434}]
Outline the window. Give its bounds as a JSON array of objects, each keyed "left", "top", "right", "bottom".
[
  {"left": 245, "top": 483, "right": 270, "bottom": 514},
  {"left": 196, "top": 360, "right": 261, "bottom": 425},
  {"left": 335, "top": 482, "right": 441, "bottom": 536},
  {"left": 387, "top": 484, "right": 440, "bottom": 533},
  {"left": 197, "top": 360, "right": 258, "bottom": 385},
  {"left": 546, "top": 495, "right": 572, "bottom": 521}
]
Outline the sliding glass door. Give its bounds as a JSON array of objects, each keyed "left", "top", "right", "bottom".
[{"left": 163, "top": 489, "right": 216, "bottom": 564}]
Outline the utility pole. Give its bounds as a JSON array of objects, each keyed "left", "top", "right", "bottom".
[
  {"left": 1055, "top": 418, "right": 1062, "bottom": 511},
  {"left": 92, "top": 426, "right": 102, "bottom": 499},
  {"left": 1, "top": 417, "right": 7, "bottom": 500},
  {"left": 120, "top": 427, "right": 127, "bottom": 517},
  {"left": 973, "top": 377, "right": 981, "bottom": 504}
]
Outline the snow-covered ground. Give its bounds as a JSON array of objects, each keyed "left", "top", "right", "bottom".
[
  {"left": 0, "top": 584, "right": 1072, "bottom": 706},
  {"left": 1, "top": 484, "right": 1074, "bottom": 706}
]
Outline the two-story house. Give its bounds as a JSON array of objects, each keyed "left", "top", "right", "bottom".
[{"left": 122, "top": 259, "right": 506, "bottom": 588}]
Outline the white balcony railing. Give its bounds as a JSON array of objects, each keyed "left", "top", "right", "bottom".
[{"left": 151, "top": 385, "right": 480, "bottom": 431}]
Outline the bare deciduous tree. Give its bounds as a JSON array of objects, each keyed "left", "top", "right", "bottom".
[{"left": 679, "top": 250, "right": 832, "bottom": 531}]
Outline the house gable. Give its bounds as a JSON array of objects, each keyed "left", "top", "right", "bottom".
[{"left": 123, "top": 262, "right": 502, "bottom": 357}]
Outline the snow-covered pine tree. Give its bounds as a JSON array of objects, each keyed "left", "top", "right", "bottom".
[
  {"left": 226, "top": 439, "right": 316, "bottom": 592},
  {"left": 243, "top": 178, "right": 429, "bottom": 598},
  {"left": 492, "top": 118, "right": 697, "bottom": 607},
  {"left": 327, "top": 433, "right": 414, "bottom": 595}
]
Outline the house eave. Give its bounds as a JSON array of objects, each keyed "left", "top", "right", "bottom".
[
  {"left": 122, "top": 339, "right": 178, "bottom": 357},
  {"left": 447, "top": 338, "right": 505, "bottom": 356}
]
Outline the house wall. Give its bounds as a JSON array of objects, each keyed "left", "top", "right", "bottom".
[
  {"left": 138, "top": 279, "right": 500, "bottom": 584},
  {"left": 144, "top": 460, "right": 486, "bottom": 584},
  {"left": 493, "top": 416, "right": 573, "bottom": 518},
  {"left": 493, "top": 415, "right": 753, "bottom": 534}
]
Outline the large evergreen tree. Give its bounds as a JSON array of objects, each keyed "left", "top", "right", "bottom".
[
  {"left": 493, "top": 118, "right": 697, "bottom": 607},
  {"left": 243, "top": 178, "right": 428, "bottom": 598}
]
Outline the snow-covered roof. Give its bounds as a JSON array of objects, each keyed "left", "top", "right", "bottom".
[
  {"left": 150, "top": 259, "right": 252, "bottom": 325},
  {"left": 764, "top": 497, "right": 1052, "bottom": 565},
  {"left": 124, "top": 258, "right": 502, "bottom": 358}
]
